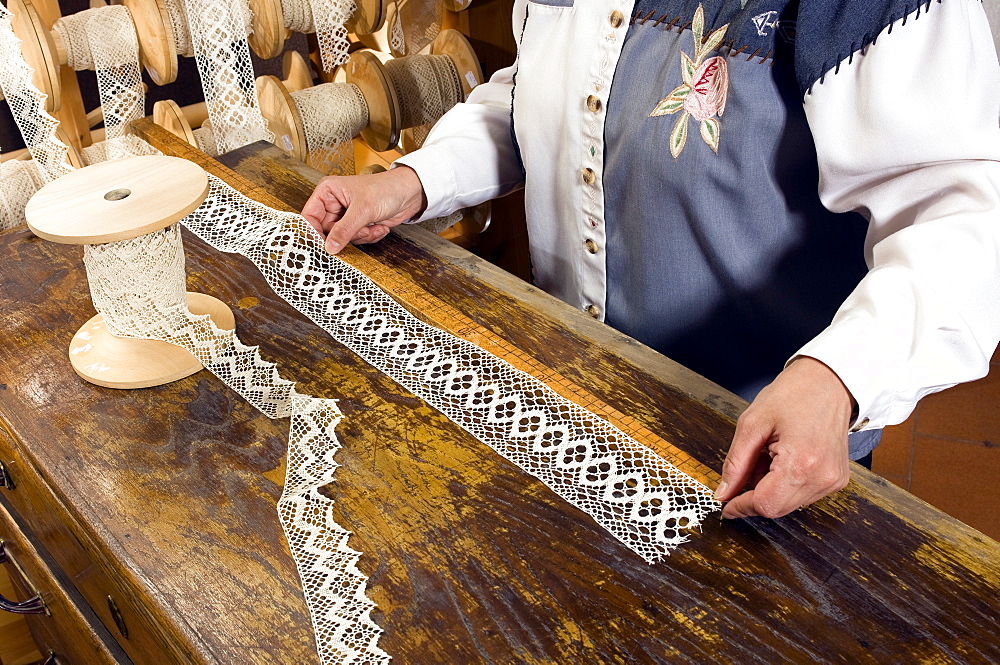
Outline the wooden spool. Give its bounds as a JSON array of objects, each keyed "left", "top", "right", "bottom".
[
  {"left": 8, "top": 0, "right": 176, "bottom": 111},
  {"left": 348, "top": 29, "right": 482, "bottom": 152},
  {"left": 398, "top": 28, "right": 483, "bottom": 153},
  {"left": 159, "top": 52, "right": 312, "bottom": 152},
  {"left": 24, "top": 155, "right": 235, "bottom": 389},
  {"left": 246, "top": 0, "right": 385, "bottom": 61}
]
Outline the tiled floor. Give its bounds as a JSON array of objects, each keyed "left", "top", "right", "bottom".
[{"left": 872, "top": 349, "right": 1000, "bottom": 541}]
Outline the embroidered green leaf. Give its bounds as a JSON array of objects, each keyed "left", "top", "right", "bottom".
[
  {"left": 702, "top": 24, "right": 729, "bottom": 56},
  {"left": 649, "top": 84, "right": 690, "bottom": 116},
  {"left": 700, "top": 117, "right": 720, "bottom": 153},
  {"left": 692, "top": 5, "right": 705, "bottom": 56},
  {"left": 670, "top": 112, "right": 690, "bottom": 159},
  {"left": 681, "top": 52, "right": 696, "bottom": 85}
]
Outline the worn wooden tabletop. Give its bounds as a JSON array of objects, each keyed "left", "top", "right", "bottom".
[{"left": 0, "top": 123, "right": 997, "bottom": 664}]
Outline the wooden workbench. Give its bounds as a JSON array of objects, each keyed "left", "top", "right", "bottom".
[{"left": 0, "top": 126, "right": 998, "bottom": 664}]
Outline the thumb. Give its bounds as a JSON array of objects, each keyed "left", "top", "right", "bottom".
[
  {"left": 324, "top": 204, "right": 373, "bottom": 254},
  {"left": 715, "top": 411, "right": 772, "bottom": 501}
]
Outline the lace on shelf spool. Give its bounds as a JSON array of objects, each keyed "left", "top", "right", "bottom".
[
  {"left": 0, "top": 159, "right": 45, "bottom": 230},
  {"left": 394, "top": 0, "right": 441, "bottom": 56},
  {"left": 0, "top": 5, "right": 72, "bottom": 181},
  {"left": 179, "top": 0, "right": 271, "bottom": 154},
  {"left": 385, "top": 54, "right": 462, "bottom": 132},
  {"left": 291, "top": 83, "right": 367, "bottom": 174},
  {"left": 282, "top": 0, "right": 354, "bottom": 71}
]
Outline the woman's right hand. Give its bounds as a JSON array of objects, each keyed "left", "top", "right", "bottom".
[{"left": 301, "top": 165, "right": 428, "bottom": 254}]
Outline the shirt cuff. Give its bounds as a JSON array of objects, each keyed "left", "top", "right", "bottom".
[{"left": 392, "top": 145, "right": 459, "bottom": 223}]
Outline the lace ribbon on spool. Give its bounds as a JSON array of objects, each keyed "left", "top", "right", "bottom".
[
  {"left": 282, "top": 0, "right": 355, "bottom": 71},
  {"left": 0, "top": 158, "right": 46, "bottom": 230},
  {"left": 0, "top": 5, "right": 72, "bottom": 181},
  {"left": 177, "top": 0, "right": 271, "bottom": 154},
  {"left": 385, "top": 53, "right": 463, "bottom": 150},
  {"left": 292, "top": 83, "right": 368, "bottom": 175},
  {"left": 393, "top": 0, "right": 441, "bottom": 56},
  {"left": 81, "top": 219, "right": 389, "bottom": 665}
]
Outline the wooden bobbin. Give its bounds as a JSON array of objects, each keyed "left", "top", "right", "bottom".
[
  {"left": 256, "top": 50, "right": 359, "bottom": 161},
  {"left": 246, "top": 0, "right": 385, "bottom": 61},
  {"left": 398, "top": 28, "right": 483, "bottom": 153},
  {"left": 9, "top": 0, "right": 176, "bottom": 111},
  {"left": 349, "top": 29, "right": 482, "bottom": 152},
  {"left": 160, "top": 52, "right": 312, "bottom": 152},
  {"left": 24, "top": 155, "right": 236, "bottom": 389}
]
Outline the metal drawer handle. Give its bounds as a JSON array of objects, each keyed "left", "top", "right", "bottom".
[
  {"left": 0, "top": 459, "right": 14, "bottom": 490},
  {"left": 0, "top": 542, "right": 47, "bottom": 615}
]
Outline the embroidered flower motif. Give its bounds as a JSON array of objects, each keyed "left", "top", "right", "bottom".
[{"left": 649, "top": 5, "right": 730, "bottom": 158}]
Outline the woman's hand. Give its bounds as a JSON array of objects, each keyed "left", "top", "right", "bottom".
[
  {"left": 301, "top": 166, "right": 428, "bottom": 254},
  {"left": 715, "top": 357, "right": 855, "bottom": 519}
]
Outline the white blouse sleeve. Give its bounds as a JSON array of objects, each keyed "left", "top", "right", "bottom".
[
  {"left": 795, "top": 0, "right": 1000, "bottom": 429},
  {"left": 392, "top": 0, "right": 528, "bottom": 221}
]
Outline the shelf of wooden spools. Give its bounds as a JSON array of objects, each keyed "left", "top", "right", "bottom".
[{"left": 24, "top": 156, "right": 236, "bottom": 389}]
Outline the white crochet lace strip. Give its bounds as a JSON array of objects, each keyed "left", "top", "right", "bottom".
[
  {"left": 0, "top": 5, "right": 72, "bottom": 181},
  {"left": 180, "top": 0, "right": 271, "bottom": 154},
  {"left": 292, "top": 83, "right": 366, "bottom": 175},
  {"left": 182, "top": 175, "right": 722, "bottom": 561},
  {"left": 0, "top": 158, "right": 45, "bottom": 230},
  {"left": 83, "top": 224, "right": 389, "bottom": 664},
  {"left": 282, "top": 0, "right": 354, "bottom": 72},
  {"left": 85, "top": 6, "right": 145, "bottom": 160},
  {"left": 395, "top": 0, "right": 441, "bottom": 56},
  {"left": 162, "top": 0, "right": 194, "bottom": 57}
]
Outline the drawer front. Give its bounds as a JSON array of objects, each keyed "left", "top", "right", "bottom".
[
  {"left": 0, "top": 418, "right": 189, "bottom": 664},
  {"left": 0, "top": 500, "right": 127, "bottom": 665}
]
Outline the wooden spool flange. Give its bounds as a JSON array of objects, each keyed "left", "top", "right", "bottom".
[
  {"left": 9, "top": 0, "right": 176, "bottom": 112},
  {"left": 246, "top": 0, "right": 385, "bottom": 61},
  {"left": 398, "top": 29, "right": 483, "bottom": 153},
  {"left": 24, "top": 155, "right": 236, "bottom": 389},
  {"left": 345, "top": 49, "right": 400, "bottom": 152}
]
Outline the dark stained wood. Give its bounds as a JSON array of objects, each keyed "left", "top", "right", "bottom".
[{"left": 1, "top": 125, "right": 998, "bottom": 664}]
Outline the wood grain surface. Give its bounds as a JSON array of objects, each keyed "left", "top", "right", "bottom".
[{"left": 0, "top": 123, "right": 996, "bottom": 664}]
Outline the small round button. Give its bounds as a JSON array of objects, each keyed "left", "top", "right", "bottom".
[
  {"left": 586, "top": 95, "right": 602, "bottom": 112},
  {"left": 581, "top": 168, "right": 596, "bottom": 185},
  {"left": 609, "top": 10, "right": 624, "bottom": 28},
  {"left": 585, "top": 239, "right": 599, "bottom": 254},
  {"left": 585, "top": 304, "right": 601, "bottom": 318},
  {"left": 850, "top": 417, "right": 870, "bottom": 433}
]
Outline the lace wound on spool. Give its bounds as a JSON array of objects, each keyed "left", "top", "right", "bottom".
[
  {"left": 0, "top": 5, "right": 72, "bottom": 181},
  {"left": 293, "top": 83, "right": 367, "bottom": 175},
  {"left": 180, "top": 0, "right": 271, "bottom": 154}
]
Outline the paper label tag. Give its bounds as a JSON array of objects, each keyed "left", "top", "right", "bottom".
[
  {"left": 465, "top": 70, "right": 478, "bottom": 90},
  {"left": 281, "top": 134, "right": 294, "bottom": 152}
]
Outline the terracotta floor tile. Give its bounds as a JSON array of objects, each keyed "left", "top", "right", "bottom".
[
  {"left": 913, "top": 367, "right": 1000, "bottom": 443},
  {"left": 872, "top": 418, "right": 915, "bottom": 487},
  {"left": 908, "top": 436, "right": 1000, "bottom": 541}
]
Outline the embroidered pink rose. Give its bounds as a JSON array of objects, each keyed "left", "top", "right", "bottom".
[
  {"left": 649, "top": 5, "right": 730, "bottom": 157},
  {"left": 683, "top": 56, "right": 728, "bottom": 121}
]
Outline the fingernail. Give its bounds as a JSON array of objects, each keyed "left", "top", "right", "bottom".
[
  {"left": 326, "top": 240, "right": 341, "bottom": 254},
  {"left": 714, "top": 481, "right": 729, "bottom": 501}
]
